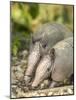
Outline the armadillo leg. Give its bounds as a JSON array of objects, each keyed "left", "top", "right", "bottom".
[{"left": 49, "top": 81, "right": 59, "bottom": 88}]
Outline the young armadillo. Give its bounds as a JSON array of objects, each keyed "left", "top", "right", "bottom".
[
  {"left": 24, "top": 23, "right": 73, "bottom": 85},
  {"left": 31, "top": 37, "right": 73, "bottom": 88}
]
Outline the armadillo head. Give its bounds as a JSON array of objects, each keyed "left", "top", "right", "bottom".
[
  {"left": 31, "top": 48, "right": 55, "bottom": 88},
  {"left": 31, "top": 55, "right": 52, "bottom": 88},
  {"left": 24, "top": 41, "right": 43, "bottom": 85}
]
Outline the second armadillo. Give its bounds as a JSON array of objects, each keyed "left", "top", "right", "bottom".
[{"left": 31, "top": 37, "right": 73, "bottom": 88}]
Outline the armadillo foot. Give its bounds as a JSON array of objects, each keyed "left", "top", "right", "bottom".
[{"left": 49, "top": 81, "right": 59, "bottom": 88}]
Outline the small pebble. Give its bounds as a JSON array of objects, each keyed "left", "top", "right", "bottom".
[
  {"left": 32, "top": 92, "right": 40, "bottom": 96},
  {"left": 17, "top": 91, "right": 24, "bottom": 97},
  {"left": 68, "top": 88, "right": 73, "bottom": 94},
  {"left": 44, "top": 80, "right": 50, "bottom": 85},
  {"left": 12, "top": 85, "right": 17, "bottom": 88},
  {"left": 19, "top": 50, "right": 28, "bottom": 59},
  {"left": 12, "top": 57, "right": 18, "bottom": 61},
  {"left": 40, "top": 80, "right": 50, "bottom": 89},
  {"left": 48, "top": 91, "right": 53, "bottom": 96},
  {"left": 39, "top": 93, "right": 46, "bottom": 96},
  {"left": 11, "top": 93, "right": 16, "bottom": 98},
  {"left": 23, "top": 87, "right": 29, "bottom": 92},
  {"left": 23, "top": 93, "right": 32, "bottom": 97},
  {"left": 21, "top": 60, "right": 27, "bottom": 65},
  {"left": 53, "top": 92, "right": 60, "bottom": 95},
  {"left": 40, "top": 83, "right": 45, "bottom": 89},
  {"left": 14, "top": 61, "right": 21, "bottom": 66},
  {"left": 15, "top": 72, "right": 23, "bottom": 80}
]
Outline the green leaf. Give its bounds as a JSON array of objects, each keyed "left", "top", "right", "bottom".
[{"left": 12, "top": 45, "right": 18, "bottom": 56}]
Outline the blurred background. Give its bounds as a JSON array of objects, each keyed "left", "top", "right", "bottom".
[{"left": 11, "top": 2, "right": 73, "bottom": 56}]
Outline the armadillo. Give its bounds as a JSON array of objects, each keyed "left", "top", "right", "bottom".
[
  {"left": 24, "top": 23, "right": 73, "bottom": 85},
  {"left": 31, "top": 37, "right": 73, "bottom": 88}
]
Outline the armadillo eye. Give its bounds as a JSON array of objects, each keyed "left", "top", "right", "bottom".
[
  {"left": 47, "top": 67, "right": 50, "bottom": 71},
  {"left": 41, "top": 43, "right": 47, "bottom": 48},
  {"left": 32, "top": 39, "right": 35, "bottom": 44},
  {"left": 43, "top": 44, "right": 47, "bottom": 48}
]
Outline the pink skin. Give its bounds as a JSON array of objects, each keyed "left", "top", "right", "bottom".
[
  {"left": 31, "top": 54, "right": 52, "bottom": 88},
  {"left": 24, "top": 42, "right": 42, "bottom": 85}
]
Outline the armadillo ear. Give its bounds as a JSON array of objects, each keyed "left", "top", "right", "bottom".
[
  {"left": 29, "top": 33, "right": 34, "bottom": 52},
  {"left": 39, "top": 42, "right": 45, "bottom": 55},
  {"left": 50, "top": 48, "right": 55, "bottom": 55}
]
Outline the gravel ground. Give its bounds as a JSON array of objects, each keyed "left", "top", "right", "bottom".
[
  {"left": 11, "top": 85, "right": 73, "bottom": 98},
  {"left": 11, "top": 50, "right": 74, "bottom": 98}
]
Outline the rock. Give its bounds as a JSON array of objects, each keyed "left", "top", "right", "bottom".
[
  {"left": 11, "top": 93, "right": 16, "bottom": 98},
  {"left": 12, "top": 57, "right": 18, "bottom": 63},
  {"left": 40, "top": 80, "right": 50, "bottom": 89},
  {"left": 11, "top": 69, "right": 18, "bottom": 84},
  {"left": 67, "top": 88, "right": 73, "bottom": 94},
  {"left": 22, "top": 86, "right": 29, "bottom": 92},
  {"left": 44, "top": 80, "right": 50, "bottom": 87},
  {"left": 39, "top": 93, "right": 46, "bottom": 96},
  {"left": 48, "top": 91, "right": 53, "bottom": 96},
  {"left": 15, "top": 71, "right": 23, "bottom": 80},
  {"left": 53, "top": 92, "right": 60, "bottom": 95},
  {"left": 11, "top": 85, "right": 17, "bottom": 98},
  {"left": 19, "top": 50, "right": 28, "bottom": 59},
  {"left": 21, "top": 60, "right": 27, "bottom": 65},
  {"left": 12, "top": 60, "right": 21, "bottom": 66},
  {"left": 40, "top": 83, "right": 45, "bottom": 89},
  {"left": 32, "top": 92, "right": 40, "bottom": 96}
]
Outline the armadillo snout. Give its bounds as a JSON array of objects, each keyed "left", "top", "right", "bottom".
[{"left": 31, "top": 79, "right": 40, "bottom": 89}]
